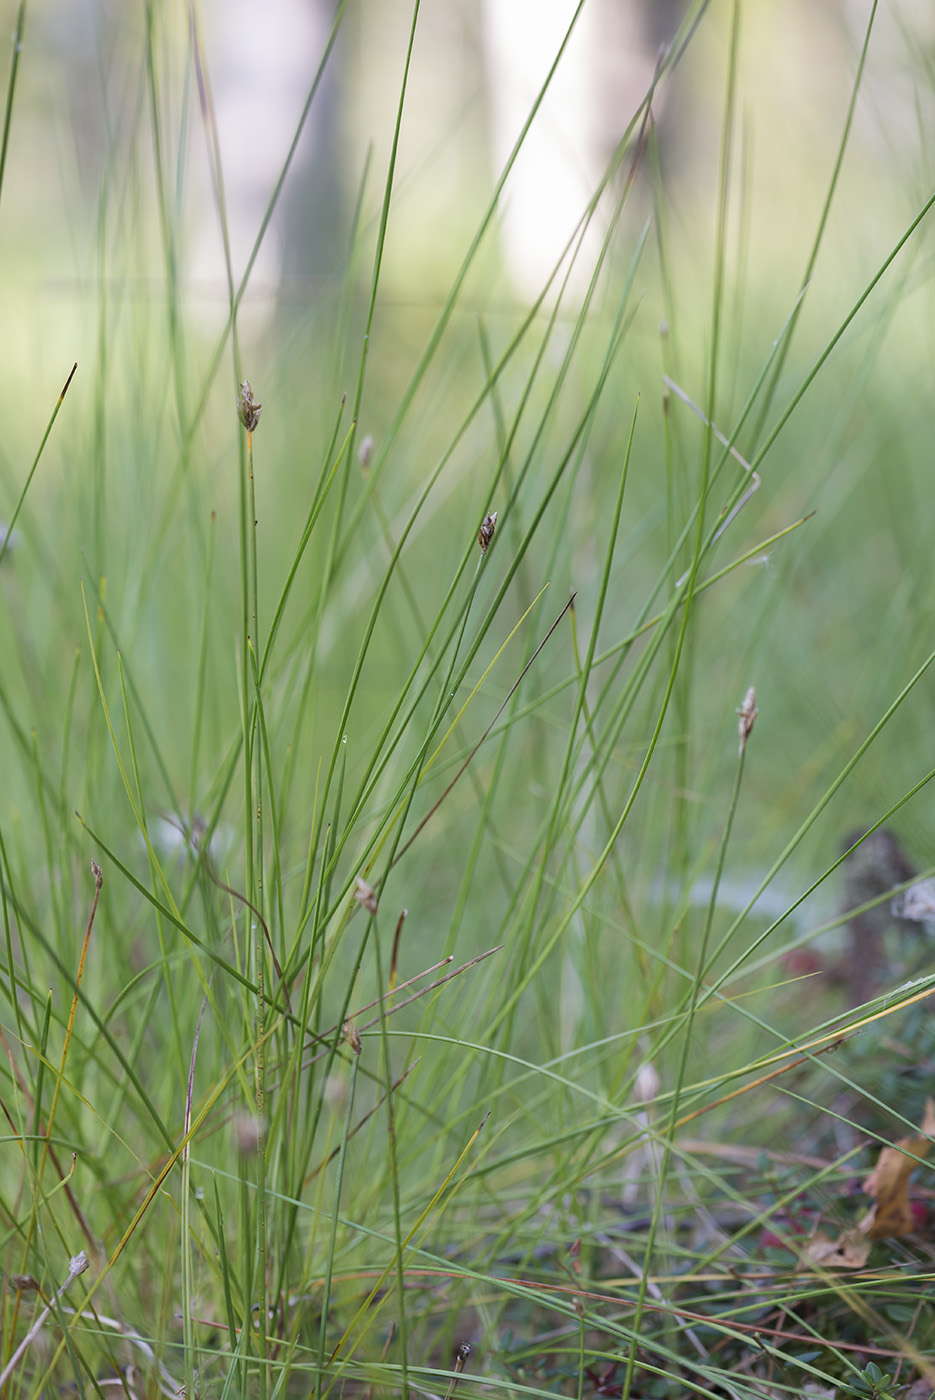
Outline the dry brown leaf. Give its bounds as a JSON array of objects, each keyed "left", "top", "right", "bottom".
[
  {"left": 796, "top": 1229, "right": 871, "bottom": 1271},
  {"left": 858, "top": 1096, "right": 935, "bottom": 1240},
  {"left": 859, "top": 1196, "right": 914, "bottom": 1239}
]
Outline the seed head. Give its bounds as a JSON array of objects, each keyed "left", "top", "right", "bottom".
[
  {"left": 737, "top": 686, "right": 757, "bottom": 756},
  {"left": 354, "top": 876, "right": 378, "bottom": 915},
  {"left": 342, "top": 1018, "right": 362, "bottom": 1055},
  {"left": 238, "top": 380, "right": 262, "bottom": 432},
  {"left": 477, "top": 510, "right": 498, "bottom": 554}
]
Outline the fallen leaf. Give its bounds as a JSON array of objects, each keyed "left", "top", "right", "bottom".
[
  {"left": 859, "top": 1096, "right": 935, "bottom": 1240},
  {"left": 797, "top": 1229, "right": 871, "bottom": 1270}
]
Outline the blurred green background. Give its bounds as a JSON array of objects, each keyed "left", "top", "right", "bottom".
[{"left": 0, "top": 0, "right": 934, "bottom": 1025}]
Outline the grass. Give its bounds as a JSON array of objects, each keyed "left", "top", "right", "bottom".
[{"left": 2, "top": 2, "right": 935, "bottom": 1398}]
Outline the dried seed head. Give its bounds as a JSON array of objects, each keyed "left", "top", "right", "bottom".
[
  {"left": 477, "top": 510, "right": 498, "bottom": 554},
  {"left": 354, "top": 876, "right": 378, "bottom": 915},
  {"left": 455, "top": 1343, "right": 472, "bottom": 1372},
  {"left": 237, "top": 380, "right": 262, "bottom": 432},
  {"left": 737, "top": 686, "right": 757, "bottom": 756},
  {"left": 342, "top": 1018, "right": 362, "bottom": 1055},
  {"left": 358, "top": 434, "right": 374, "bottom": 469},
  {"left": 90, "top": 860, "right": 103, "bottom": 889},
  {"left": 68, "top": 1252, "right": 89, "bottom": 1279}
]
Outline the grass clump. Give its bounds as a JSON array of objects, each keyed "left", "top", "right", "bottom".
[{"left": 2, "top": 3, "right": 935, "bottom": 1398}]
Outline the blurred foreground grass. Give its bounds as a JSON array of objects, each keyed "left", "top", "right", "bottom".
[{"left": 2, "top": 3, "right": 935, "bottom": 1398}]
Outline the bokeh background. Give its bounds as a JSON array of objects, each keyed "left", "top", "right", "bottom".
[{"left": 0, "top": 0, "right": 934, "bottom": 991}]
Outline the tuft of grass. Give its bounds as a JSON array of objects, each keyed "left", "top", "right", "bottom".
[{"left": 3, "top": 3, "right": 935, "bottom": 1399}]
